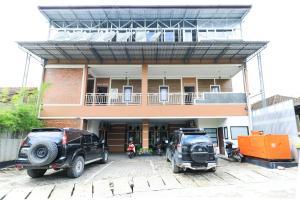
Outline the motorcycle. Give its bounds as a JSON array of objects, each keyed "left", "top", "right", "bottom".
[
  {"left": 127, "top": 142, "right": 136, "bottom": 159},
  {"left": 225, "top": 141, "right": 244, "bottom": 162}
]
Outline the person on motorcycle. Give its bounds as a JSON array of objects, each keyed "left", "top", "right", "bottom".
[{"left": 128, "top": 137, "right": 136, "bottom": 153}]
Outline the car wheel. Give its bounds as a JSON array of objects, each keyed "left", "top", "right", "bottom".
[
  {"left": 208, "top": 167, "right": 216, "bottom": 172},
  {"left": 171, "top": 157, "right": 180, "bottom": 173},
  {"left": 99, "top": 150, "right": 109, "bottom": 164},
  {"left": 27, "top": 169, "right": 47, "bottom": 178},
  {"left": 67, "top": 156, "right": 85, "bottom": 178},
  {"left": 27, "top": 141, "right": 58, "bottom": 166}
]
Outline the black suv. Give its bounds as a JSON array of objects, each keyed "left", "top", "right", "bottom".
[
  {"left": 166, "top": 128, "right": 217, "bottom": 173},
  {"left": 15, "top": 128, "right": 109, "bottom": 178}
]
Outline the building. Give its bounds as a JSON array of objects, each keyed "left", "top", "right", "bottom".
[
  {"left": 18, "top": 5, "right": 267, "bottom": 153},
  {"left": 252, "top": 95, "right": 300, "bottom": 161}
]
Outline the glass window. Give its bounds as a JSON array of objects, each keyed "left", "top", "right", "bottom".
[
  {"left": 159, "top": 86, "right": 169, "bottom": 102},
  {"left": 183, "top": 30, "right": 193, "bottom": 41},
  {"left": 230, "top": 126, "right": 249, "bottom": 140},
  {"left": 123, "top": 86, "right": 133, "bottom": 102},
  {"left": 204, "top": 128, "right": 218, "bottom": 144},
  {"left": 87, "top": 79, "right": 94, "bottom": 93},
  {"left": 164, "top": 31, "right": 175, "bottom": 42},
  {"left": 83, "top": 135, "right": 92, "bottom": 144},
  {"left": 224, "top": 127, "right": 228, "bottom": 139},
  {"left": 147, "top": 31, "right": 155, "bottom": 42},
  {"left": 210, "top": 85, "right": 220, "bottom": 92}
]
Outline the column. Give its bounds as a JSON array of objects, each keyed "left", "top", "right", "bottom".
[
  {"left": 141, "top": 64, "right": 148, "bottom": 106},
  {"left": 81, "top": 64, "right": 88, "bottom": 105},
  {"left": 142, "top": 119, "right": 149, "bottom": 149},
  {"left": 242, "top": 62, "right": 253, "bottom": 130}
]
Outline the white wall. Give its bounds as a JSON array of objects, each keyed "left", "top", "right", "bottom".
[
  {"left": 252, "top": 100, "right": 299, "bottom": 161},
  {"left": 87, "top": 120, "right": 100, "bottom": 135},
  {"left": 0, "top": 139, "right": 22, "bottom": 162}
]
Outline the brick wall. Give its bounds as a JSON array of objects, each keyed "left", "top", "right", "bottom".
[
  {"left": 148, "top": 79, "right": 181, "bottom": 93},
  {"left": 43, "top": 119, "right": 82, "bottom": 129},
  {"left": 43, "top": 68, "right": 83, "bottom": 104},
  {"left": 111, "top": 79, "right": 141, "bottom": 93},
  {"left": 197, "top": 79, "right": 233, "bottom": 92}
]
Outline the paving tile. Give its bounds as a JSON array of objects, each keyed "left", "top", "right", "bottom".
[
  {"left": 26, "top": 185, "right": 54, "bottom": 200},
  {"left": 49, "top": 183, "right": 74, "bottom": 200},
  {"left": 71, "top": 183, "right": 92, "bottom": 200},
  {"left": 92, "top": 179, "right": 113, "bottom": 198},
  {"left": 147, "top": 176, "right": 165, "bottom": 191},
  {"left": 112, "top": 177, "right": 132, "bottom": 195},
  {"left": 132, "top": 176, "right": 150, "bottom": 192},
  {"left": 3, "top": 187, "right": 32, "bottom": 200}
]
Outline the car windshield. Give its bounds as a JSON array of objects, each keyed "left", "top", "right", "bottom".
[{"left": 181, "top": 134, "right": 211, "bottom": 145}]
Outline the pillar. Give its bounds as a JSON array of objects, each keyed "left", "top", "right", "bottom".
[
  {"left": 141, "top": 64, "right": 148, "bottom": 106},
  {"left": 81, "top": 64, "right": 88, "bottom": 105},
  {"left": 242, "top": 62, "right": 253, "bottom": 130},
  {"left": 142, "top": 119, "right": 149, "bottom": 149}
]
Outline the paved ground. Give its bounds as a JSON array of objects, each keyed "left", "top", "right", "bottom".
[{"left": 0, "top": 154, "right": 298, "bottom": 199}]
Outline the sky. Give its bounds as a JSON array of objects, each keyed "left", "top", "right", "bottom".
[{"left": 0, "top": 0, "right": 300, "bottom": 103}]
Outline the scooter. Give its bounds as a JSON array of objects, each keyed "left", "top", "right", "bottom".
[
  {"left": 225, "top": 141, "right": 244, "bottom": 162},
  {"left": 127, "top": 142, "right": 136, "bottom": 159}
]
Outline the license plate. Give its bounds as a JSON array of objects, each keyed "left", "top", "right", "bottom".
[{"left": 20, "top": 148, "right": 29, "bottom": 155}]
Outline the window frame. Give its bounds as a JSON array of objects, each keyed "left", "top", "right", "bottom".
[
  {"left": 123, "top": 85, "right": 133, "bottom": 102},
  {"left": 230, "top": 126, "right": 249, "bottom": 140},
  {"left": 210, "top": 85, "right": 221, "bottom": 92},
  {"left": 159, "top": 85, "right": 169, "bottom": 102},
  {"left": 224, "top": 127, "right": 228, "bottom": 139}
]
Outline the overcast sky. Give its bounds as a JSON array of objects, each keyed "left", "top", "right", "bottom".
[{"left": 0, "top": 0, "right": 299, "bottom": 102}]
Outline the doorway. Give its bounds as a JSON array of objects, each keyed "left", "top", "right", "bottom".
[
  {"left": 218, "top": 127, "right": 225, "bottom": 155},
  {"left": 184, "top": 86, "right": 195, "bottom": 104},
  {"left": 97, "top": 86, "right": 108, "bottom": 104}
]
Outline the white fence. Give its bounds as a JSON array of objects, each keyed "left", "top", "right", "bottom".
[{"left": 0, "top": 139, "right": 22, "bottom": 162}]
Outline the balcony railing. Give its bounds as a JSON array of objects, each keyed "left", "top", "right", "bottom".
[
  {"left": 86, "top": 93, "right": 142, "bottom": 105},
  {"left": 85, "top": 92, "right": 246, "bottom": 105}
]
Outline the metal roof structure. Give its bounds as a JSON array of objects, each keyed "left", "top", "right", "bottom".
[
  {"left": 18, "top": 40, "right": 267, "bottom": 64},
  {"left": 39, "top": 5, "right": 251, "bottom": 27}
]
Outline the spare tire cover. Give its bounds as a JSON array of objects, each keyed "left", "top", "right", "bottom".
[
  {"left": 190, "top": 144, "right": 209, "bottom": 163},
  {"left": 28, "top": 141, "right": 58, "bottom": 166}
]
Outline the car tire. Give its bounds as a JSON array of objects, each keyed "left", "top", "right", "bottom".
[
  {"left": 27, "top": 169, "right": 47, "bottom": 178},
  {"left": 99, "top": 150, "right": 109, "bottom": 164},
  {"left": 171, "top": 157, "right": 180, "bottom": 173},
  {"left": 27, "top": 141, "right": 58, "bottom": 166},
  {"left": 67, "top": 156, "right": 85, "bottom": 178},
  {"left": 208, "top": 167, "right": 216, "bottom": 172}
]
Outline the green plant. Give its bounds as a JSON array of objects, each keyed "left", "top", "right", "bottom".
[
  {"left": 137, "top": 147, "right": 153, "bottom": 155},
  {"left": 0, "top": 84, "right": 49, "bottom": 134}
]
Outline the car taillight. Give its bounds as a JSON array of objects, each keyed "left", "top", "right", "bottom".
[
  {"left": 62, "top": 131, "right": 67, "bottom": 145},
  {"left": 177, "top": 144, "right": 182, "bottom": 153}
]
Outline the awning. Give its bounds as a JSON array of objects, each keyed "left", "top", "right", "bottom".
[
  {"left": 18, "top": 40, "right": 267, "bottom": 64},
  {"left": 39, "top": 5, "right": 251, "bottom": 26}
]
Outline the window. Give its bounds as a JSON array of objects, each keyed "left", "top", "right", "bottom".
[
  {"left": 210, "top": 85, "right": 220, "bottom": 92},
  {"left": 204, "top": 128, "right": 218, "bottom": 144},
  {"left": 87, "top": 79, "right": 95, "bottom": 93},
  {"left": 224, "top": 127, "right": 228, "bottom": 139},
  {"left": 159, "top": 86, "right": 169, "bottom": 102},
  {"left": 123, "top": 86, "right": 133, "bottom": 102},
  {"left": 92, "top": 134, "right": 99, "bottom": 143},
  {"left": 230, "top": 126, "right": 249, "bottom": 140},
  {"left": 83, "top": 135, "right": 92, "bottom": 144},
  {"left": 183, "top": 30, "right": 193, "bottom": 42},
  {"left": 164, "top": 31, "right": 175, "bottom": 42}
]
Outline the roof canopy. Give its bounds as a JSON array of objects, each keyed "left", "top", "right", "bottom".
[
  {"left": 18, "top": 40, "right": 267, "bottom": 64},
  {"left": 39, "top": 5, "right": 251, "bottom": 23}
]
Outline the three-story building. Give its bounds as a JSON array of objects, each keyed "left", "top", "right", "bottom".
[{"left": 19, "top": 5, "right": 267, "bottom": 153}]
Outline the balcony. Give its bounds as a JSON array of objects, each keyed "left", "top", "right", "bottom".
[{"left": 85, "top": 92, "right": 246, "bottom": 105}]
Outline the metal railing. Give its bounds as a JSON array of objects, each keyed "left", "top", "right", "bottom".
[
  {"left": 85, "top": 92, "right": 246, "bottom": 105},
  {"left": 147, "top": 93, "right": 201, "bottom": 105},
  {"left": 86, "top": 93, "right": 142, "bottom": 105}
]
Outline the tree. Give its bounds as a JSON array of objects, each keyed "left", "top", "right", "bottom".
[{"left": 0, "top": 84, "right": 49, "bottom": 134}]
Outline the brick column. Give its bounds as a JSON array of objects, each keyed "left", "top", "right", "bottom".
[
  {"left": 141, "top": 64, "right": 148, "bottom": 106},
  {"left": 142, "top": 119, "right": 149, "bottom": 149},
  {"left": 81, "top": 64, "right": 88, "bottom": 105}
]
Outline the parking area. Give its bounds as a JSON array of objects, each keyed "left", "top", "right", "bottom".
[{"left": 0, "top": 154, "right": 298, "bottom": 199}]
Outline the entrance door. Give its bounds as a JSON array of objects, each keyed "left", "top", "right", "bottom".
[
  {"left": 97, "top": 86, "right": 108, "bottom": 104},
  {"left": 184, "top": 86, "right": 195, "bottom": 104},
  {"left": 218, "top": 127, "right": 225, "bottom": 155}
]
